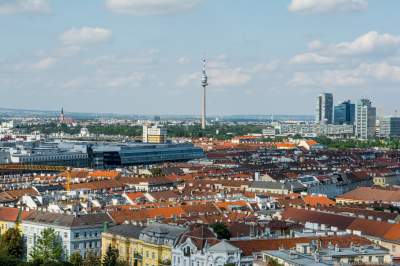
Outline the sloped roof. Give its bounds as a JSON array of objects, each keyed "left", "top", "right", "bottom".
[
  {"left": 230, "top": 235, "right": 371, "bottom": 256},
  {"left": 338, "top": 187, "right": 400, "bottom": 203},
  {"left": 107, "top": 224, "right": 144, "bottom": 239},
  {"left": 24, "top": 211, "right": 113, "bottom": 228},
  {"left": 209, "top": 239, "right": 240, "bottom": 252}
]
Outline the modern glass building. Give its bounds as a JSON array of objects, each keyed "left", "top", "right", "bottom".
[
  {"left": 334, "top": 100, "right": 355, "bottom": 125},
  {"left": 92, "top": 143, "right": 204, "bottom": 169}
]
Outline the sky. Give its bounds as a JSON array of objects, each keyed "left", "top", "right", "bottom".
[{"left": 1, "top": 0, "right": 400, "bottom": 116}]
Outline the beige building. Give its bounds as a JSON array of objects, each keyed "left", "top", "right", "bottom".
[{"left": 143, "top": 125, "right": 167, "bottom": 144}]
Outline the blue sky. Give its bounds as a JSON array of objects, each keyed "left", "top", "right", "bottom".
[{"left": 1, "top": 0, "right": 400, "bottom": 116}]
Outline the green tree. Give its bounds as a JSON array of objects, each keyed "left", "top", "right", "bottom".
[
  {"left": 30, "top": 228, "right": 63, "bottom": 264},
  {"left": 150, "top": 167, "right": 163, "bottom": 177},
  {"left": 69, "top": 252, "right": 83, "bottom": 266},
  {"left": 0, "top": 227, "right": 24, "bottom": 258},
  {"left": 82, "top": 251, "right": 100, "bottom": 266},
  {"left": 102, "top": 245, "right": 119, "bottom": 266},
  {"left": 211, "top": 223, "right": 231, "bottom": 240}
]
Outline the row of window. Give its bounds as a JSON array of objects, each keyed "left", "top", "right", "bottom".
[
  {"left": 74, "top": 230, "right": 100, "bottom": 239},
  {"left": 73, "top": 240, "right": 101, "bottom": 250}
]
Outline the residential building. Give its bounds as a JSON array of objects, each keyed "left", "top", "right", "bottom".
[
  {"left": 379, "top": 116, "right": 400, "bottom": 138},
  {"left": 172, "top": 225, "right": 244, "bottom": 266},
  {"left": 23, "top": 211, "right": 113, "bottom": 260},
  {"left": 356, "top": 99, "right": 376, "bottom": 139},
  {"left": 334, "top": 100, "right": 355, "bottom": 125},
  {"left": 101, "top": 224, "right": 144, "bottom": 266},
  {"left": 143, "top": 125, "right": 167, "bottom": 144},
  {"left": 316, "top": 93, "right": 333, "bottom": 124},
  {"left": 102, "top": 223, "right": 186, "bottom": 266}
]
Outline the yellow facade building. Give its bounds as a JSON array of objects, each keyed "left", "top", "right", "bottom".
[{"left": 102, "top": 223, "right": 186, "bottom": 266}]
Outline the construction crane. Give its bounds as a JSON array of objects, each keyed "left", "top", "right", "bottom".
[
  {"left": 66, "top": 167, "right": 71, "bottom": 192},
  {"left": 0, "top": 163, "right": 72, "bottom": 191}
]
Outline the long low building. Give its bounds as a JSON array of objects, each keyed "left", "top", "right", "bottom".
[{"left": 92, "top": 143, "right": 204, "bottom": 169}]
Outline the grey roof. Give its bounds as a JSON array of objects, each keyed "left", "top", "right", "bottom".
[
  {"left": 140, "top": 223, "right": 186, "bottom": 240},
  {"left": 209, "top": 240, "right": 240, "bottom": 252},
  {"left": 24, "top": 211, "right": 113, "bottom": 228},
  {"left": 107, "top": 224, "right": 144, "bottom": 239},
  {"left": 33, "top": 185, "right": 65, "bottom": 193},
  {"left": 250, "top": 181, "right": 289, "bottom": 190}
]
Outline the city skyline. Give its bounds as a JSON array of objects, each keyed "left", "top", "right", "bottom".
[{"left": 1, "top": 0, "right": 400, "bottom": 116}]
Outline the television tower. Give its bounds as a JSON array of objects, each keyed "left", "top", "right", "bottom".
[{"left": 201, "top": 58, "right": 208, "bottom": 130}]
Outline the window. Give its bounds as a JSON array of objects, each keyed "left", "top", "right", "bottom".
[
  {"left": 146, "top": 251, "right": 149, "bottom": 258},
  {"left": 75, "top": 233, "right": 80, "bottom": 238},
  {"left": 152, "top": 252, "right": 155, "bottom": 259}
]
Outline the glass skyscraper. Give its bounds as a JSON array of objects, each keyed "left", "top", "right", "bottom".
[{"left": 334, "top": 100, "right": 355, "bottom": 125}]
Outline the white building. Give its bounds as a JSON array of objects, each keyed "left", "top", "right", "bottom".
[
  {"left": 173, "top": 238, "right": 243, "bottom": 266},
  {"left": 356, "top": 99, "right": 376, "bottom": 139},
  {"left": 143, "top": 124, "right": 167, "bottom": 144},
  {"left": 23, "top": 211, "right": 113, "bottom": 260}
]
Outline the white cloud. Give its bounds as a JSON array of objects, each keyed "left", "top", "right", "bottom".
[
  {"left": 105, "top": 0, "right": 201, "bottom": 15},
  {"left": 0, "top": 0, "right": 50, "bottom": 15},
  {"left": 31, "top": 57, "right": 56, "bottom": 70},
  {"left": 288, "top": 61, "right": 400, "bottom": 88},
  {"left": 290, "top": 52, "right": 336, "bottom": 64},
  {"left": 358, "top": 62, "right": 400, "bottom": 81},
  {"left": 290, "top": 31, "right": 400, "bottom": 67},
  {"left": 60, "top": 27, "right": 112, "bottom": 45},
  {"left": 288, "top": 0, "right": 368, "bottom": 14},
  {"left": 288, "top": 69, "right": 365, "bottom": 87},
  {"left": 334, "top": 31, "right": 400, "bottom": 56}
]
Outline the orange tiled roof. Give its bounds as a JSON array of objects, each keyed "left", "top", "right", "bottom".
[
  {"left": 303, "top": 195, "right": 335, "bottom": 207},
  {"left": 0, "top": 207, "right": 32, "bottom": 222}
]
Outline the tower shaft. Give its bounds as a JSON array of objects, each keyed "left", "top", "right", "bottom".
[{"left": 202, "top": 85, "right": 206, "bottom": 130}]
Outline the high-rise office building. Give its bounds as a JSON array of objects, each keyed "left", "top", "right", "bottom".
[
  {"left": 355, "top": 99, "right": 376, "bottom": 139},
  {"left": 379, "top": 117, "right": 400, "bottom": 138},
  {"left": 142, "top": 124, "right": 167, "bottom": 144},
  {"left": 334, "top": 100, "right": 355, "bottom": 125},
  {"left": 315, "top": 93, "right": 333, "bottom": 124}
]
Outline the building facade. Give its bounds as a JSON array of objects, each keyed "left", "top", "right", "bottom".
[
  {"left": 143, "top": 125, "right": 167, "bottom": 144},
  {"left": 379, "top": 117, "right": 400, "bottom": 138},
  {"left": 316, "top": 93, "right": 333, "bottom": 124},
  {"left": 23, "top": 211, "right": 113, "bottom": 260},
  {"left": 356, "top": 99, "right": 376, "bottom": 139},
  {"left": 334, "top": 100, "right": 355, "bottom": 125},
  {"left": 102, "top": 223, "right": 186, "bottom": 266}
]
